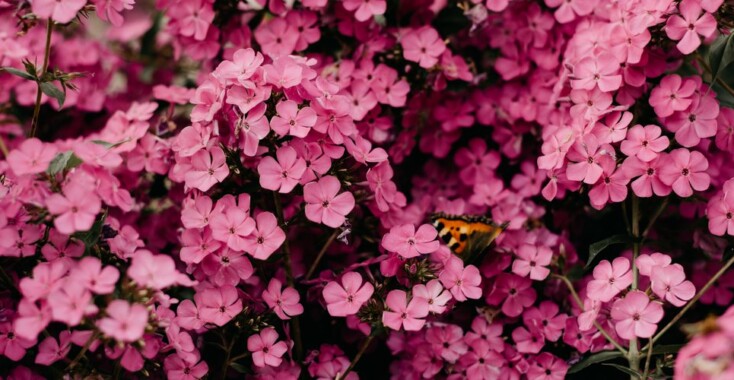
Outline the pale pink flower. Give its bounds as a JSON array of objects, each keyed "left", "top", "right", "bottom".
[
  {"left": 97, "top": 300, "right": 148, "bottom": 343},
  {"left": 198, "top": 285, "right": 243, "bottom": 326},
  {"left": 262, "top": 278, "right": 304, "bottom": 320},
  {"left": 586, "top": 257, "right": 633, "bottom": 302},
  {"left": 6, "top": 138, "right": 58, "bottom": 176},
  {"left": 257, "top": 146, "right": 307, "bottom": 193},
  {"left": 381, "top": 223, "right": 439, "bottom": 259},
  {"left": 665, "top": 0, "right": 718, "bottom": 55},
  {"left": 32, "top": 0, "right": 86, "bottom": 23},
  {"left": 303, "top": 175, "right": 355, "bottom": 228},
  {"left": 270, "top": 100, "right": 317, "bottom": 138},
  {"left": 46, "top": 181, "right": 102, "bottom": 235},
  {"left": 611, "top": 290, "right": 664, "bottom": 340},
  {"left": 343, "top": 0, "right": 386, "bottom": 22},
  {"left": 382, "top": 289, "right": 429, "bottom": 331},
  {"left": 658, "top": 148, "right": 710, "bottom": 198},
  {"left": 651, "top": 264, "right": 696, "bottom": 307},
  {"left": 620, "top": 125, "right": 669, "bottom": 162},
  {"left": 401, "top": 27, "right": 446, "bottom": 68},
  {"left": 512, "top": 244, "right": 553, "bottom": 281},
  {"left": 412, "top": 279, "right": 451, "bottom": 314},
  {"left": 322, "top": 272, "right": 374, "bottom": 317},
  {"left": 243, "top": 212, "right": 285, "bottom": 260},
  {"left": 184, "top": 147, "right": 229, "bottom": 192},
  {"left": 247, "top": 328, "right": 288, "bottom": 367}
]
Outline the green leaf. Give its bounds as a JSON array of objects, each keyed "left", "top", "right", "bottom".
[
  {"left": 46, "top": 151, "right": 82, "bottom": 175},
  {"left": 39, "top": 82, "right": 65, "bottom": 108},
  {"left": 566, "top": 265, "right": 585, "bottom": 281},
  {"left": 1, "top": 67, "right": 36, "bottom": 81},
  {"left": 568, "top": 351, "right": 624, "bottom": 374},
  {"left": 586, "top": 234, "right": 630, "bottom": 268},
  {"left": 73, "top": 210, "right": 107, "bottom": 250},
  {"left": 708, "top": 32, "right": 734, "bottom": 83},
  {"left": 91, "top": 139, "right": 130, "bottom": 149},
  {"left": 602, "top": 363, "right": 642, "bottom": 379}
]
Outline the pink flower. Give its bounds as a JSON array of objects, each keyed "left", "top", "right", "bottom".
[
  {"left": 707, "top": 194, "right": 734, "bottom": 236},
  {"left": 32, "top": 0, "right": 86, "bottom": 23},
  {"left": 213, "top": 48, "right": 264, "bottom": 86},
  {"left": 586, "top": 257, "right": 633, "bottom": 302},
  {"left": 439, "top": 257, "right": 482, "bottom": 301},
  {"left": 523, "top": 301, "right": 568, "bottom": 342},
  {"left": 658, "top": 148, "right": 710, "bottom": 198},
  {"left": 164, "top": 355, "right": 209, "bottom": 380},
  {"left": 128, "top": 250, "right": 183, "bottom": 290},
  {"left": 46, "top": 181, "right": 102, "bottom": 235},
  {"left": 512, "top": 244, "right": 553, "bottom": 281},
  {"left": 565, "top": 134, "right": 614, "bottom": 185},
  {"left": 381, "top": 223, "right": 439, "bottom": 259},
  {"left": 426, "top": 325, "right": 467, "bottom": 363},
  {"left": 588, "top": 162, "right": 629, "bottom": 210},
  {"left": 243, "top": 212, "right": 285, "bottom": 260},
  {"left": 382, "top": 289, "right": 429, "bottom": 331},
  {"left": 303, "top": 175, "right": 355, "bottom": 228},
  {"left": 651, "top": 264, "right": 696, "bottom": 307},
  {"left": 412, "top": 279, "right": 451, "bottom": 314},
  {"left": 14, "top": 299, "right": 50, "bottom": 341},
  {"left": 258, "top": 146, "right": 307, "bottom": 193},
  {"left": 401, "top": 27, "right": 446, "bottom": 69},
  {"left": 649, "top": 75, "right": 697, "bottom": 118},
  {"left": 47, "top": 282, "right": 95, "bottom": 326},
  {"left": 71, "top": 257, "right": 119, "bottom": 294},
  {"left": 97, "top": 300, "right": 148, "bottom": 343},
  {"left": 254, "top": 18, "right": 298, "bottom": 57},
  {"left": 6, "top": 138, "right": 58, "bottom": 176},
  {"left": 611, "top": 290, "right": 664, "bottom": 340},
  {"left": 512, "top": 326, "right": 545, "bottom": 353},
  {"left": 487, "top": 273, "right": 537, "bottom": 317},
  {"left": 210, "top": 207, "right": 256, "bottom": 252},
  {"left": 343, "top": 0, "right": 386, "bottom": 22},
  {"left": 570, "top": 54, "right": 622, "bottom": 92},
  {"left": 527, "top": 352, "right": 568, "bottom": 380},
  {"left": 184, "top": 147, "right": 229, "bottom": 192},
  {"left": 621, "top": 125, "right": 669, "bottom": 162},
  {"left": 545, "top": 0, "right": 595, "bottom": 23},
  {"left": 262, "top": 278, "right": 304, "bottom": 320},
  {"left": 198, "top": 285, "right": 243, "bottom": 326},
  {"left": 636, "top": 252, "right": 673, "bottom": 277},
  {"left": 0, "top": 323, "right": 35, "bottom": 361},
  {"left": 622, "top": 156, "right": 671, "bottom": 198},
  {"left": 35, "top": 332, "right": 71, "bottom": 365},
  {"left": 270, "top": 100, "right": 317, "bottom": 138},
  {"left": 459, "top": 339, "right": 505, "bottom": 379},
  {"left": 322, "top": 272, "right": 374, "bottom": 317},
  {"left": 19, "top": 260, "right": 67, "bottom": 302},
  {"left": 665, "top": 0, "right": 718, "bottom": 55},
  {"left": 665, "top": 95, "right": 719, "bottom": 147},
  {"left": 247, "top": 328, "right": 288, "bottom": 367}
]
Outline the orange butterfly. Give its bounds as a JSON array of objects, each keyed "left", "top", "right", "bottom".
[{"left": 430, "top": 213, "right": 508, "bottom": 263}]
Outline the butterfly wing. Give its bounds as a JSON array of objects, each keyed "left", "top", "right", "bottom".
[{"left": 431, "top": 213, "right": 506, "bottom": 263}]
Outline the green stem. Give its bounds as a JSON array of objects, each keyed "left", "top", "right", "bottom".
[
  {"left": 552, "top": 274, "right": 628, "bottom": 355},
  {"left": 66, "top": 331, "right": 100, "bottom": 370},
  {"left": 629, "top": 195, "right": 641, "bottom": 377},
  {"left": 272, "top": 192, "right": 303, "bottom": 363},
  {"left": 305, "top": 229, "right": 339, "bottom": 281},
  {"left": 30, "top": 20, "right": 53, "bottom": 138},
  {"left": 643, "top": 254, "right": 734, "bottom": 350},
  {"left": 641, "top": 197, "right": 668, "bottom": 241},
  {"left": 641, "top": 338, "right": 654, "bottom": 380},
  {"left": 338, "top": 334, "right": 375, "bottom": 380}
]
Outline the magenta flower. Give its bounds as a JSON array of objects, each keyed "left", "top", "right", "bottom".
[
  {"left": 247, "top": 328, "right": 288, "bottom": 368},
  {"left": 401, "top": 27, "right": 446, "bottom": 69},
  {"left": 243, "top": 212, "right": 285, "bottom": 260},
  {"left": 6, "top": 138, "right": 58, "bottom": 176},
  {"left": 35, "top": 332, "right": 71, "bottom": 366},
  {"left": 527, "top": 352, "right": 568, "bottom": 380},
  {"left": 512, "top": 244, "right": 553, "bottom": 281},
  {"left": 0, "top": 323, "right": 35, "bottom": 361},
  {"left": 523, "top": 301, "right": 568, "bottom": 342},
  {"left": 649, "top": 75, "right": 697, "bottom": 118},
  {"left": 651, "top": 264, "right": 696, "bottom": 307},
  {"left": 262, "top": 278, "right": 304, "bottom": 320},
  {"left": 322, "top": 272, "right": 374, "bottom": 317},
  {"left": 588, "top": 162, "right": 629, "bottom": 210},
  {"left": 459, "top": 339, "right": 505, "bottom": 379},
  {"left": 425, "top": 325, "right": 467, "bottom": 363},
  {"left": 257, "top": 146, "right": 307, "bottom": 193},
  {"left": 236, "top": 103, "right": 271, "bottom": 157},
  {"left": 586, "top": 257, "right": 633, "bottom": 302},
  {"left": 512, "top": 326, "right": 545, "bottom": 354},
  {"left": 659, "top": 148, "right": 710, "bottom": 198},
  {"left": 97, "top": 300, "right": 149, "bottom": 343},
  {"left": 382, "top": 289, "right": 429, "bottom": 331},
  {"left": 620, "top": 124, "right": 669, "bottom": 162},
  {"left": 198, "top": 285, "right": 243, "bottom": 326},
  {"left": 665, "top": 0, "right": 717, "bottom": 55},
  {"left": 270, "top": 100, "right": 317, "bottom": 138},
  {"left": 303, "top": 175, "right": 355, "bottom": 228},
  {"left": 254, "top": 18, "right": 298, "bottom": 57},
  {"left": 487, "top": 273, "right": 537, "bottom": 317},
  {"left": 381, "top": 223, "right": 439, "bottom": 259},
  {"left": 611, "top": 290, "right": 664, "bottom": 340}
]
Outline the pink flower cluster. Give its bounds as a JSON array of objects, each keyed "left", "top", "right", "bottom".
[{"left": 2, "top": 0, "right": 734, "bottom": 378}]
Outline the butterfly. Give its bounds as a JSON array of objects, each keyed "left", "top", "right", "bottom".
[{"left": 430, "top": 213, "right": 508, "bottom": 263}]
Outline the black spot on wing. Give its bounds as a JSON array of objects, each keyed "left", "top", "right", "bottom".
[{"left": 441, "top": 233, "right": 452, "bottom": 244}]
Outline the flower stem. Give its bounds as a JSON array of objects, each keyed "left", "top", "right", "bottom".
[
  {"left": 641, "top": 337, "right": 654, "bottom": 380},
  {"left": 629, "top": 195, "right": 641, "bottom": 376},
  {"left": 30, "top": 20, "right": 54, "bottom": 138},
  {"left": 338, "top": 333, "right": 375, "bottom": 380},
  {"left": 66, "top": 331, "right": 100, "bottom": 370},
  {"left": 643, "top": 254, "right": 734, "bottom": 350},
  {"left": 552, "top": 274, "right": 627, "bottom": 355},
  {"left": 272, "top": 192, "right": 303, "bottom": 363},
  {"left": 305, "top": 229, "right": 339, "bottom": 281}
]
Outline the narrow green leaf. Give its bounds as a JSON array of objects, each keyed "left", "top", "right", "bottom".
[
  {"left": 46, "top": 151, "right": 82, "bottom": 174},
  {"left": 39, "top": 82, "right": 65, "bottom": 108},
  {"left": 586, "top": 234, "right": 630, "bottom": 268},
  {"left": 567, "top": 351, "right": 624, "bottom": 374},
  {"left": 1, "top": 67, "right": 36, "bottom": 81},
  {"left": 602, "top": 363, "right": 642, "bottom": 379},
  {"left": 708, "top": 32, "right": 734, "bottom": 82}
]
